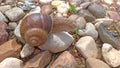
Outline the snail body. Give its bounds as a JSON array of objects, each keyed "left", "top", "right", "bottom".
[{"left": 20, "top": 13, "right": 76, "bottom": 46}]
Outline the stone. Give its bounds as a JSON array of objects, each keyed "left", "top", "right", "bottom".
[
  {"left": 5, "top": 7, "right": 25, "bottom": 21},
  {"left": 102, "top": 43, "right": 120, "bottom": 67},
  {"left": 3, "top": 0, "right": 15, "bottom": 5},
  {"left": 24, "top": 51, "right": 52, "bottom": 68},
  {"left": 69, "top": 0, "right": 83, "bottom": 6},
  {"left": 75, "top": 36, "right": 98, "bottom": 58},
  {"left": 29, "top": 6, "right": 41, "bottom": 14},
  {"left": 102, "top": 0, "right": 114, "bottom": 5},
  {"left": 0, "top": 11, "right": 8, "bottom": 22},
  {"left": 57, "top": 3, "right": 69, "bottom": 14},
  {"left": 20, "top": 44, "right": 34, "bottom": 58},
  {"left": 107, "top": 11, "right": 120, "bottom": 21},
  {"left": 0, "top": 29, "right": 8, "bottom": 45},
  {"left": 86, "top": 58, "right": 110, "bottom": 68},
  {"left": 88, "top": 3, "right": 106, "bottom": 18},
  {"left": 80, "top": 2, "right": 91, "bottom": 9},
  {"left": 41, "top": 5, "right": 52, "bottom": 15},
  {"left": 39, "top": 32, "right": 74, "bottom": 53},
  {"left": 78, "top": 9, "right": 96, "bottom": 22},
  {"left": 8, "top": 22, "right": 17, "bottom": 30},
  {"left": 0, "top": 22, "right": 7, "bottom": 30},
  {"left": 0, "top": 5, "right": 11, "bottom": 14},
  {"left": 0, "top": 39, "right": 21, "bottom": 62},
  {"left": 68, "top": 14, "right": 79, "bottom": 21},
  {"left": 75, "top": 17, "right": 86, "bottom": 29},
  {"left": 51, "top": 1, "right": 65, "bottom": 7},
  {"left": 39, "top": 0, "right": 52, "bottom": 4},
  {"left": 51, "top": 51, "right": 78, "bottom": 68},
  {"left": 0, "top": 57, "right": 23, "bottom": 68},
  {"left": 97, "top": 23, "right": 120, "bottom": 49}
]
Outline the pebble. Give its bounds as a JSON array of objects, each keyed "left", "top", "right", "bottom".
[
  {"left": 20, "top": 44, "right": 34, "bottom": 58},
  {"left": 24, "top": 51, "right": 52, "bottom": 68},
  {"left": 51, "top": 1, "right": 65, "bottom": 7},
  {"left": 75, "top": 17, "right": 86, "bottom": 29},
  {"left": 86, "top": 58, "right": 110, "bottom": 68},
  {"left": 0, "top": 57, "right": 23, "bottom": 68},
  {"left": 75, "top": 36, "right": 98, "bottom": 58},
  {"left": 51, "top": 51, "right": 78, "bottom": 68},
  {"left": 0, "top": 39, "right": 21, "bottom": 62},
  {"left": 0, "top": 11, "right": 8, "bottom": 22},
  {"left": 0, "top": 5, "right": 11, "bottom": 14},
  {"left": 39, "top": 0, "right": 52, "bottom": 4},
  {"left": 41, "top": 4, "right": 52, "bottom": 15},
  {"left": 97, "top": 23, "right": 120, "bottom": 49},
  {"left": 80, "top": 2, "right": 91, "bottom": 9},
  {"left": 88, "top": 3, "right": 106, "bottom": 18},
  {"left": 102, "top": 0, "right": 114, "bottom": 5},
  {"left": 28, "top": 6, "right": 41, "bottom": 14},
  {"left": 5, "top": 7, "right": 25, "bottom": 21},
  {"left": 39, "top": 32, "right": 74, "bottom": 53},
  {"left": 102, "top": 43, "right": 120, "bottom": 67},
  {"left": 8, "top": 22, "right": 17, "bottom": 30},
  {"left": 107, "top": 11, "right": 120, "bottom": 21}
]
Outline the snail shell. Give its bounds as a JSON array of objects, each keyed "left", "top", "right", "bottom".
[{"left": 20, "top": 13, "right": 52, "bottom": 46}]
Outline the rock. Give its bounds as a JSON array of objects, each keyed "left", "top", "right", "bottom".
[
  {"left": 102, "top": 0, "right": 114, "bottom": 5},
  {"left": 5, "top": 7, "right": 25, "bottom": 21},
  {"left": 102, "top": 43, "right": 120, "bottom": 67},
  {"left": 75, "top": 17, "right": 86, "bottom": 29},
  {"left": 51, "top": 1, "right": 65, "bottom": 7},
  {"left": 88, "top": 3, "right": 106, "bottom": 18},
  {"left": 107, "top": 11, "right": 120, "bottom": 21},
  {"left": 0, "top": 57, "right": 23, "bottom": 68},
  {"left": 68, "top": 14, "right": 79, "bottom": 21},
  {"left": 29, "top": 6, "right": 41, "bottom": 14},
  {"left": 24, "top": 51, "right": 52, "bottom": 68},
  {"left": 75, "top": 36, "right": 98, "bottom": 58},
  {"left": 0, "top": 11, "right": 8, "bottom": 22},
  {"left": 0, "top": 29, "right": 8, "bottom": 45},
  {"left": 0, "top": 5, "right": 11, "bottom": 14},
  {"left": 8, "top": 22, "right": 17, "bottom": 30},
  {"left": 20, "top": 44, "right": 34, "bottom": 58},
  {"left": 51, "top": 51, "right": 78, "bottom": 68},
  {"left": 0, "top": 21, "right": 7, "bottom": 30},
  {"left": 86, "top": 58, "right": 110, "bottom": 68},
  {"left": 57, "top": 3, "right": 69, "bottom": 14},
  {"left": 97, "top": 23, "right": 120, "bottom": 49},
  {"left": 69, "top": 0, "right": 83, "bottom": 6},
  {"left": 80, "top": 2, "right": 91, "bottom": 9},
  {"left": 39, "top": 0, "right": 52, "bottom": 4},
  {"left": 78, "top": 9, "right": 96, "bottom": 22},
  {"left": 41, "top": 5, "right": 52, "bottom": 15},
  {"left": 0, "top": 39, "right": 21, "bottom": 62},
  {"left": 39, "top": 32, "right": 74, "bottom": 53},
  {"left": 3, "top": 0, "right": 15, "bottom": 5}
]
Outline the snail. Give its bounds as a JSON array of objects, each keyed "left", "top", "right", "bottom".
[{"left": 20, "top": 13, "right": 76, "bottom": 46}]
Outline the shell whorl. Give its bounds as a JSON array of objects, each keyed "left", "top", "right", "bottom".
[{"left": 20, "top": 13, "right": 52, "bottom": 46}]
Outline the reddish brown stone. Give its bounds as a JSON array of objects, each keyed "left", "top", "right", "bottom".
[
  {"left": 0, "top": 39, "right": 21, "bottom": 62},
  {"left": 108, "top": 11, "right": 120, "bottom": 21}
]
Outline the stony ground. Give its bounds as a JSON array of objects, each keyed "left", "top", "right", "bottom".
[{"left": 1, "top": 0, "right": 120, "bottom": 68}]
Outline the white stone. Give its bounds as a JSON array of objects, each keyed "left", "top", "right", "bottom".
[
  {"left": 75, "top": 36, "right": 98, "bottom": 58},
  {"left": 20, "top": 44, "right": 34, "bottom": 58},
  {"left": 8, "top": 22, "right": 17, "bottom": 29},
  {"left": 0, "top": 5, "right": 11, "bottom": 14},
  {"left": 5, "top": 7, "right": 25, "bottom": 21},
  {"left": 39, "top": 32, "right": 74, "bottom": 53},
  {"left": 0, "top": 57, "right": 23, "bottom": 68},
  {"left": 102, "top": 0, "right": 114, "bottom": 5},
  {"left": 51, "top": 1, "right": 65, "bottom": 7},
  {"left": 29, "top": 6, "right": 41, "bottom": 14},
  {"left": 39, "top": 0, "right": 52, "bottom": 4},
  {"left": 57, "top": 3, "right": 69, "bottom": 14},
  {"left": 102, "top": 43, "right": 120, "bottom": 67},
  {"left": 0, "top": 11, "right": 8, "bottom": 22}
]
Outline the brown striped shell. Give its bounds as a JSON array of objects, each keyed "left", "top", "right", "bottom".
[{"left": 20, "top": 13, "right": 52, "bottom": 46}]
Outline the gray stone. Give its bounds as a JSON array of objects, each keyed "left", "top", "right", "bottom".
[
  {"left": 29, "top": 6, "right": 41, "bottom": 14},
  {"left": 88, "top": 3, "right": 106, "bottom": 18},
  {"left": 20, "top": 44, "right": 34, "bottom": 58},
  {"left": 0, "top": 5, "right": 11, "bottom": 14},
  {"left": 5, "top": 7, "right": 25, "bottom": 21},
  {"left": 97, "top": 23, "right": 120, "bottom": 49},
  {"left": 86, "top": 58, "right": 110, "bottom": 68},
  {"left": 39, "top": 32, "right": 74, "bottom": 53},
  {"left": 51, "top": 51, "right": 78, "bottom": 68},
  {"left": 0, "top": 57, "right": 23, "bottom": 68},
  {"left": 0, "top": 11, "right": 8, "bottom": 22},
  {"left": 75, "top": 17, "right": 86, "bottom": 29},
  {"left": 102, "top": 43, "right": 120, "bottom": 67},
  {"left": 8, "top": 22, "right": 17, "bottom": 30},
  {"left": 75, "top": 36, "right": 98, "bottom": 58}
]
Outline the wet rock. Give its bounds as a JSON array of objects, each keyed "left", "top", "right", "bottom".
[
  {"left": 88, "top": 3, "right": 106, "bottom": 18},
  {"left": 0, "top": 57, "right": 23, "bottom": 68},
  {"left": 102, "top": 43, "right": 120, "bottom": 67},
  {"left": 51, "top": 51, "right": 78, "bottom": 68},
  {"left": 86, "top": 58, "right": 110, "bottom": 68},
  {"left": 78, "top": 9, "right": 96, "bottom": 22},
  {"left": 24, "top": 51, "right": 52, "bottom": 68},
  {"left": 107, "top": 11, "right": 120, "bottom": 21},
  {"left": 41, "top": 5, "right": 52, "bottom": 15},
  {"left": 97, "top": 23, "right": 120, "bottom": 49},
  {"left": 20, "top": 44, "right": 34, "bottom": 58},
  {"left": 75, "top": 36, "right": 98, "bottom": 58},
  {"left": 39, "top": 32, "right": 74, "bottom": 53},
  {"left": 0, "top": 39, "right": 21, "bottom": 62},
  {"left": 5, "top": 7, "right": 25, "bottom": 21},
  {"left": 0, "top": 5, "right": 11, "bottom": 14},
  {"left": 0, "top": 11, "right": 8, "bottom": 22}
]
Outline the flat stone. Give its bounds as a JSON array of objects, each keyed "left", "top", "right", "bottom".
[
  {"left": 39, "top": 32, "right": 74, "bottom": 53},
  {"left": 51, "top": 51, "right": 78, "bottom": 68},
  {"left": 5, "top": 7, "right": 25, "bottom": 21},
  {"left": 0, "top": 11, "right": 8, "bottom": 22},
  {"left": 24, "top": 51, "right": 52, "bottom": 68},
  {"left": 20, "top": 44, "right": 34, "bottom": 58},
  {"left": 0, "top": 5, "right": 11, "bottom": 14},
  {"left": 88, "top": 3, "right": 106, "bottom": 18},
  {"left": 86, "top": 58, "right": 110, "bottom": 68},
  {"left": 0, "top": 57, "right": 23, "bottom": 68},
  {"left": 75, "top": 36, "right": 98, "bottom": 58},
  {"left": 0, "top": 39, "right": 21, "bottom": 62},
  {"left": 97, "top": 23, "right": 120, "bottom": 49},
  {"left": 102, "top": 43, "right": 120, "bottom": 67}
]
